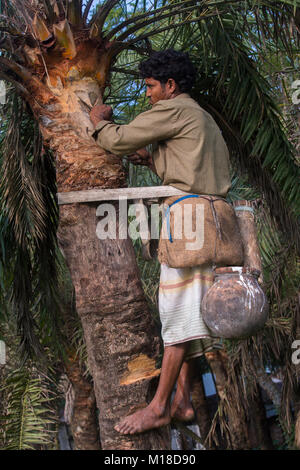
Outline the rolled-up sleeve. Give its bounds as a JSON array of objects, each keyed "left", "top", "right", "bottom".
[{"left": 92, "top": 102, "right": 179, "bottom": 156}]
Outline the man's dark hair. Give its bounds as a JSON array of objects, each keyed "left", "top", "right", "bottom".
[{"left": 138, "top": 49, "right": 196, "bottom": 93}]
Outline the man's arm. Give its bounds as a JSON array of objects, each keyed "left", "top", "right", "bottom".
[{"left": 90, "top": 102, "right": 178, "bottom": 157}]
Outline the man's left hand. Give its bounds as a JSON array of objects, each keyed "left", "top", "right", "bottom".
[{"left": 127, "top": 148, "right": 153, "bottom": 168}]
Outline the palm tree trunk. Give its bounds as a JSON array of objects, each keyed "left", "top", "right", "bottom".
[
  {"left": 248, "top": 385, "right": 274, "bottom": 449},
  {"left": 190, "top": 372, "right": 211, "bottom": 446},
  {"left": 59, "top": 284, "right": 101, "bottom": 450},
  {"left": 295, "top": 408, "right": 300, "bottom": 449},
  {"left": 58, "top": 202, "right": 169, "bottom": 449},
  {"left": 205, "top": 350, "right": 251, "bottom": 449},
  {"left": 64, "top": 355, "right": 100, "bottom": 450},
  {"left": 294, "top": 385, "right": 300, "bottom": 450},
  {"left": 35, "top": 77, "right": 170, "bottom": 449}
]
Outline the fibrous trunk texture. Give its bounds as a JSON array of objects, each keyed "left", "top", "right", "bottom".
[
  {"left": 205, "top": 350, "right": 251, "bottom": 449},
  {"left": 295, "top": 408, "right": 300, "bottom": 449},
  {"left": 37, "top": 75, "right": 126, "bottom": 192},
  {"left": 58, "top": 203, "right": 170, "bottom": 449},
  {"left": 64, "top": 356, "right": 100, "bottom": 450},
  {"left": 248, "top": 385, "right": 274, "bottom": 450},
  {"left": 190, "top": 372, "right": 211, "bottom": 447},
  {"left": 59, "top": 293, "right": 100, "bottom": 450}
]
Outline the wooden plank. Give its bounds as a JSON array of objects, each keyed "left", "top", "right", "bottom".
[{"left": 57, "top": 186, "right": 188, "bottom": 205}]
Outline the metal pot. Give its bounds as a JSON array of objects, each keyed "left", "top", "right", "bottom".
[{"left": 201, "top": 266, "right": 268, "bottom": 339}]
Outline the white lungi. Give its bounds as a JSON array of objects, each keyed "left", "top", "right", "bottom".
[{"left": 158, "top": 263, "right": 222, "bottom": 360}]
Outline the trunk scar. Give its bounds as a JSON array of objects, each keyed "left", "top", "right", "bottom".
[{"left": 120, "top": 354, "right": 161, "bottom": 386}]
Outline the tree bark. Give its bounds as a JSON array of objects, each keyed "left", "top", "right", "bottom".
[
  {"left": 295, "top": 408, "right": 300, "bottom": 449},
  {"left": 205, "top": 349, "right": 251, "bottom": 449},
  {"left": 64, "top": 356, "right": 100, "bottom": 450},
  {"left": 248, "top": 385, "right": 274, "bottom": 450},
  {"left": 293, "top": 384, "right": 300, "bottom": 450},
  {"left": 57, "top": 277, "right": 101, "bottom": 450},
  {"left": 190, "top": 371, "right": 211, "bottom": 446},
  {"left": 58, "top": 202, "right": 170, "bottom": 449}
]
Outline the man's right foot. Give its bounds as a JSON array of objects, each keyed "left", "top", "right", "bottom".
[{"left": 114, "top": 403, "right": 171, "bottom": 435}]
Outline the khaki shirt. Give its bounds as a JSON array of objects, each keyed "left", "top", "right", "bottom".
[{"left": 92, "top": 93, "right": 231, "bottom": 197}]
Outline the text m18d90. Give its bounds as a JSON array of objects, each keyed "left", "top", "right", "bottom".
[{"left": 148, "top": 454, "right": 196, "bottom": 465}]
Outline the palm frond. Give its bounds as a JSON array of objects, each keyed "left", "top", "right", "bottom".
[
  {"left": 89, "top": 0, "right": 120, "bottom": 31},
  {"left": 183, "top": 14, "right": 300, "bottom": 252},
  {"left": 82, "top": 0, "right": 95, "bottom": 25},
  {"left": 0, "top": 90, "right": 65, "bottom": 360},
  {"left": 105, "top": 0, "right": 195, "bottom": 40},
  {"left": 0, "top": 367, "right": 58, "bottom": 450}
]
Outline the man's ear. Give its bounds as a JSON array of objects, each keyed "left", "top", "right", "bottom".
[{"left": 167, "top": 78, "right": 177, "bottom": 93}]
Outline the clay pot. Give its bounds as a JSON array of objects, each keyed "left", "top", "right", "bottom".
[{"left": 201, "top": 266, "right": 268, "bottom": 339}]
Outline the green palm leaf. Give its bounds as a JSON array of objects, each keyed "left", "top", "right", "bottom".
[
  {"left": 0, "top": 92, "right": 65, "bottom": 360},
  {"left": 0, "top": 367, "right": 57, "bottom": 450}
]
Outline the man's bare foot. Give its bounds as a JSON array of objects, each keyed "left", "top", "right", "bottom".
[
  {"left": 114, "top": 403, "right": 171, "bottom": 435},
  {"left": 171, "top": 397, "right": 195, "bottom": 423}
]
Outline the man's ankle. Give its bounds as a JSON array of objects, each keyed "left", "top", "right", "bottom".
[
  {"left": 149, "top": 399, "right": 170, "bottom": 418},
  {"left": 173, "top": 390, "right": 191, "bottom": 404}
]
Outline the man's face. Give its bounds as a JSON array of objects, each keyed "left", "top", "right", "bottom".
[{"left": 145, "top": 77, "right": 169, "bottom": 105}]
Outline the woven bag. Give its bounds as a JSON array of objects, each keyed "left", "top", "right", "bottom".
[{"left": 158, "top": 195, "right": 244, "bottom": 268}]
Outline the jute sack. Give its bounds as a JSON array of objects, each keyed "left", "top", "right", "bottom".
[{"left": 158, "top": 195, "right": 244, "bottom": 268}]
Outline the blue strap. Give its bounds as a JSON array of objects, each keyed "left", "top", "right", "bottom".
[{"left": 165, "top": 195, "right": 200, "bottom": 243}]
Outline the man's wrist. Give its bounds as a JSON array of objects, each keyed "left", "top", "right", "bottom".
[
  {"left": 91, "top": 114, "right": 107, "bottom": 127},
  {"left": 91, "top": 120, "right": 113, "bottom": 140}
]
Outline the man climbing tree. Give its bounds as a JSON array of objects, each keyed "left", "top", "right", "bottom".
[{"left": 90, "top": 49, "right": 232, "bottom": 435}]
